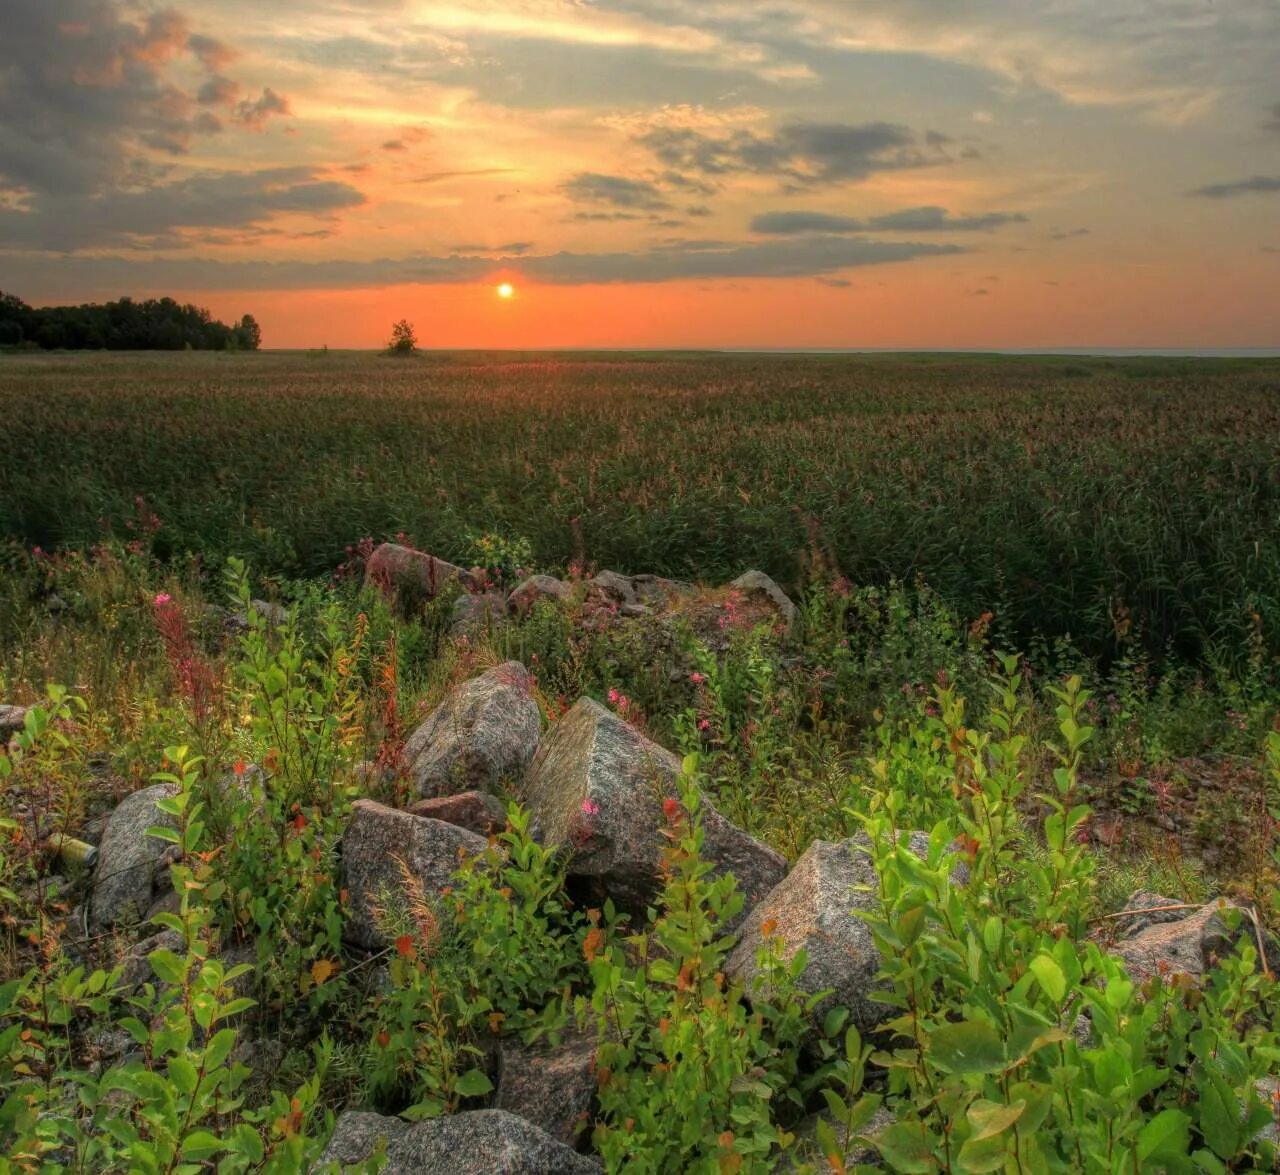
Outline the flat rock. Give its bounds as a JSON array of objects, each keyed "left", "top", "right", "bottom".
[
  {"left": 314, "top": 1109, "right": 601, "bottom": 1174},
  {"left": 509, "top": 575, "right": 573, "bottom": 615},
  {"left": 341, "top": 799, "right": 486, "bottom": 950},
  {"left": 1112, "top": 897, "right": 1243, "bottom": 982},
  {"left": 408, "top": 790, "right": 509, "bottom": 837},
  {"left": 0, "top": 704, "right": 27, "bottom": 741},
  {"left": 730, "top": 570, "right": 798, "bottom": 633},
  {"left": 365, "top": 543, "right": 473, "bottom": 612},
  {"left": 520, "top": 697, "right": 785, "bottom": 927},
  {"left": 587, "top": 570, "right": 637, "bottom": 606},
  {"left": 403, "top": 662, "right": 541, "bottom": 798},
  {"left": 496, "top": 1026, "right": 600, "bottom": 1147},
  {"left": 725, "top": 833, "right": 962, "bottom": 1032},
  {"left": 91, "top": 783, "right": 178, "bottom": 928},
  {"left": 451, "top": 592, "right": 509, "bottom": 637}
]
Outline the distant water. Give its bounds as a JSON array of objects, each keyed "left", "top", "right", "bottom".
[{"left": 723, "top": 347, "right": 1280, "bottom": 358}]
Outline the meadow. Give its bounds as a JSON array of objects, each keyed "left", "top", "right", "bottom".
[
  {"left": 1, "top": 350, "right": 1278, "bottom": 1172},
  {"left": 3, "top": 349, "right": 1280, "bottom": 667}
]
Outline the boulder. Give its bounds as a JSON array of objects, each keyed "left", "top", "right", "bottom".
[
  {"left": 340, "top": 799, "right": 486, "bottom": 950},
  {"left": 403, "top": 662, "right": 541, "bottom": 798},
  {"left": 365, "top": 543, "right": 473, "bottom": 612},
  {"left": 587, "top": 571, "right": 637, "bottom": 606},
  {"left": 1112, "top": 896, "right": 1245, "bottom": 981},
  {"left": 509, "top": 575, "right": 573, "bottom": 616},
  {"left": 91, "top": 783, "right": 178, "bottom": 928},
  {"left": 629, "top": 574, "right": 696, "bottom": 606},
  {"left": 408, "top": 790, "right": 509, "bottom": 837},
  {"left": 520, "top": 698, "right": 785, "bottom": 925},
  {"left": 0, "top": 704, "right": 26, "bottom": 742},
  {"left": 730, "top": 570, "right": 798, "bottom": 633},
  {"left": 314, "top": 1109, "right": 601, "bottom": 1174},
  {"left": 496, "top": 1026, "right": 600, "bottom": 1148},
  {"left": 725, "top": 833, "right": 961, "bottom": 1032},
  {"left": 451, "top": 592, "right": 509, "bottom": 638}
]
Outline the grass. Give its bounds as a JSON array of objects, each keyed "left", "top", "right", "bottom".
[{"left": 2, "top": 350, "right": 1279, "bottom": 669}]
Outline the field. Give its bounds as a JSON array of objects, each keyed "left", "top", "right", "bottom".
[
  {"left": 1, "top": 350, "right": 1279, "bottom": 1171},
  {"left": 4, "top": 350, "right": 1280, "bottom": 666}
]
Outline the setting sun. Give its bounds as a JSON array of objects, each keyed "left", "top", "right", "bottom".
[{"left": 497, "top": 283, "right": 515, "bottom": 300}]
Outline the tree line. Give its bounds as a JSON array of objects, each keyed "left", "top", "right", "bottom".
[{"left": 0, "top": 291, "right": 262, "bottom": 352}]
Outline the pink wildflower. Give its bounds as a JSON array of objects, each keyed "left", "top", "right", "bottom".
[
  {"left": 698, "top": 718, "right": 711, "bottom": 731},
  {"left": 153, "top": 592, "right": 172, "bottom": 607},
  {"left": 581, "top": 799, "right": 600, "bottom": 817},
  {"left": 689, "top": 672, "right": 706, "bottom": 685}
]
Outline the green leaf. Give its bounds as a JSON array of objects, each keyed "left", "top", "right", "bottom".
[
  {"left": 168, "top": 1056, "right": 199, "bottom": 1096},
  {"left": 1196, "top": 1064, "right": 1241, "bottom": 1159},
  {"left": 966, "top": 1098, "right": 1025, "bottom": 1142},
  {"left": 1138, "top": 1108, "right": 1191, "bottom": 1162},
  {"left": 956, "top": 1131, "right": 1011, "bottom": 1173},
  {"left": 148, "top": 949, "right": 186, "bottom": 987},
  {"left": 1029, "top": 954, "right": 1067, "bottom": 1004},
  {"left": 928, "top": 1020, "right": 1006, "bottom": 1075},
  {"left": 453, "top": 1069, "right": 494, "bottom": 1098},
  {"left": 873, "top": 1121, "right": 938, "bottom": 1173},
  {"left": 179, "top": 1129, "right": 223, "bottom": 1159}
]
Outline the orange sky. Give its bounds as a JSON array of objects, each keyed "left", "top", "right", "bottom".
[{"left": 3, "top": 0, "right": 1279, "bottom": 347}]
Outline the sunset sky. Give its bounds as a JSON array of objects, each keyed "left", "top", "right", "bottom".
[{"left": 2, "top": 0, "right": 1278, "bottom": 349}]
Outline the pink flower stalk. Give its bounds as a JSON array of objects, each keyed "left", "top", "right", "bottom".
[
  {"left": 153, "top": 592, "right": 172, "bottom": 606},
  {"left": 689, "top": 672, "right": 706, "bottom": 685},
  {"left": 581, "top": 799, "right": 600, "bottom": 817}
]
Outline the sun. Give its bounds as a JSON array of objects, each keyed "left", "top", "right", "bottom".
[{"left": 497, "top": 282, "right": 515, "bottom": 299}]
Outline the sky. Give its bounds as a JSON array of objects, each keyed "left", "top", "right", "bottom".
[{"left": 1, "top": 0, "right": 1278, "bottom": 349}]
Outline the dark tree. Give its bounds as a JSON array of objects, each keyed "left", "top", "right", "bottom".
[
  {"left": 388, "top": 319, "right": 418, "bottom": 354},
  {"left": 235, "top": 314, "right": 263, "bottom": 351}
]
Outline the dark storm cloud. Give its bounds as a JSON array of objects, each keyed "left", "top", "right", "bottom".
[
  {"left": 636, "top": 121, "right": 952, "bottom": 185},
  {"left": 3, "top": 236, "right": 964, "bottom": 297},
  {"left": 1189, "top": 175, "right": 1280, "bottom": 198},
  {"left": 751, "top": 206, "right": 1026, "bottom": 234},
  {"left": 562, "top": 173, "right": 674, "bottom": 211},
  {"left": 232, "top": 88, "right": 291, "bottom": 129},
  {"left": 197, "top": 76, "right": 241, "bottom": 105},
  {"left": 0, "top": 167, "right": 366, "bottom": 250}
]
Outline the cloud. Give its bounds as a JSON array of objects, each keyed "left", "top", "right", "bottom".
[
  {"left": 197, "top": 76, "right": 240, "bottom": 106},
  {"left": 232, "top": 87, "right": 291, "bottom": 129},
  {"left": 3, "top": 234, "right": 964, "bottom": 296},
  {"left": 636, "top": 120, "right": 952, "bottom": 185},
  {"left": 188, "top": 33, "right": 236, "bottom": 72},
  {"left": 562, "top": 172, "right": 674, "bottom": 210},
  {"left": 816, "top": 276, "right": 852, "bottom": 287},
  {"left": 1266, "top": 102, "right": 1280, "bottom": 132},
  {"left": 751, "top": 206, "right": 1026, "bottom": 233},
  {"left": 1189, "top": 175, "right": 1280, "bottom": 198},
  {"left": 0, "top": 166, "right": 366, "bottom": 250},
  {"left": 1049, "top": 227, "right": 1090, "bottom": 239},
  {"left": 452, "top": 240, "right": 534, "bottom": 254}
]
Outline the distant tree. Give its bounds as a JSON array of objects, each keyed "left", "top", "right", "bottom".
[
  {"left": 388, "top": 319, "right": 418, "bottom": 354},
  {"left": 235, "top": 313, "right": 262, "bottom": 351}
]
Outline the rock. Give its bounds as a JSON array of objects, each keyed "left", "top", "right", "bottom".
[
  {"left": 1112, "top": 891, "right": 1195, "bottom": 937},
  {"left": 496, "top": 1027, "right": 599, "bottom": 1148},
  {"left": 629, "top": 574, "right": 696, "bottom": 606},
  {"left": 340, "top": 799, "right": 486, "bottom": 950},
  {"left": 451, "top": 592, "right": 509, "bottom": 638},
  {"left": 725, "top": 833, "right": 962, "bottom": 1033},
  {"left": 587, "top": 570, "right": 637, "bottom": 606},
  {"left": 784, "top": 1104, "right": 893, "bottom": 1171},
  {"left": 0, "top": 704, "right": 26, "bottom": 741},
  {"left": 509, "top": 575, "right": 573, "bottom": 615},
  {"left": 520, "top": 698, "right": 785, "bottom": 925},
  {"left": 365, "top": 543, "right": 473, "bottom": 612},
  {"left": 315, "top": 1111, "right": 409, "bottom": 1169},
  {"left": 730, "top": 570, "right": 798, "bottom": 633},
  {"left": 403, "top": 662, "right": 542, "bottom": 798},
  {"left": 408, "top": 791, "right": 509, "bottom": 837},
  {"left": 1255, "top": 1077, "right": 1279, "bottom": 1149},
  {"left": 1112, "top": 897, "right": 1246, "bottom": 982},
  {"left": 314, "top": 1109, "right": 601, "bottom": 1174},
  {"left": 121, "top": 927, "right": 184, "bottom": 991},
  {"left": 91, "top": 784, "right": 178, "bottom": 928}
]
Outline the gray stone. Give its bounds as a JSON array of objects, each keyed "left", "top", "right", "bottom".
[
  {"left": 451, "top": 592, "right": 509, "bottom": 638},
  {"left": 509, "top": 575, "right": 573, "bottom": 615},
  {"left": 520, "top": 698, "right": 785, "bottom": 926},
  {"left": 629, "top": 574, "right": 695, "bottom": 606},
  {"left": 1254, "top": 1077, "right": 1279, "bottom": 1149},
  {"left": 404, "top": 662, "right": 542, "bottom": 798},
  {"left": 91, "top": 784, "right": 178, "bottom": 928},
  {"left": 365, "top": 543, "right": 474, "bottom": 613},
  {"left": 340, "top": 799, "right": 486, "bottom": 950},
  {"left": 314, "top": 1109, "right": 601, "bottom": 1174},
  {"left": 408, "top": 791, "right": 510, "bottom": 837},
  {"left": 496, "top": 1027, "right": 599, "bottom": 1147},
  {"left": 1113, "top": 897, "right": 1245, "bottom": 982},
  {"left": 120, "top": 927, "right": 184, "bottom": 991},
  {"left": 730, "top": 570, "right": 798, "bottom": 633},
  {"left": 0, "top": 704, "right": 26, "bottom": 741},
  {"left": 784, "top": 1104, "right": 893, "bottom": 1171},
  {"left": 725, "top": 833, "right": 962, "bottom": 1033},
  {"left": 1113, "top": 891, "right": 1195, "bottom": 936},
  {"left": 587, "top": 571, "right": 637, "bottom": 606}
]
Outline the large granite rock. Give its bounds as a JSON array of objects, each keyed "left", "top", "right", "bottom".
[
  {"left": 407, "top": 790, "right": 509, "bottom": 837},
  {"left": 403, "top": 662, "right": 541, "bottom": 798},
  {"left": 451, "top": 592, "right": 509, "bottom": 638},
  {"left": 520, "top": 698, "right": 785, "bottom": 925},
  {"left": 509, "top": 575, "right": 573, "bottom": 616},
  {"left": 496, "top": 1026, "right": 600, "bottom": 1148},
  {"left": 730, "top": 570, "right": 797, "bottom": 633},
  {"left": 314, "top": 1109, "right": 601, "bottom": 1173},
  {"left": 340, "top": 800, "right": 486, "bottom": 950},
  {"left": 91, "top": 783, "right": 178, "bottom": 928},
  {"left": 1112, "top": 894, "right": 1246, "bottom": 981},
  {"left": 0, "top": 704, "right": 27, "bottom": 742},
  {"left": 365, "top": 543, "right": 473, "bottom": 613},
  {"left": 725, "top": 833, "right": 961, "bottom": 1032}
]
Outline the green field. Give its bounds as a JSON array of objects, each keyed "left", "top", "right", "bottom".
[{"left": 3, "top": 349, "right": 1279, "bottom": 665}]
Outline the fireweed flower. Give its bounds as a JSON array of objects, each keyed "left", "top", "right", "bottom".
[
  {"left": 581, "top": 798, "right": 600, "bottom": 817},
  {"left": 689, "top": 672, "right": 706, "bottom": 685},
  {"left": 153, "top": 592, "right": 172, "bottom": 606}
]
